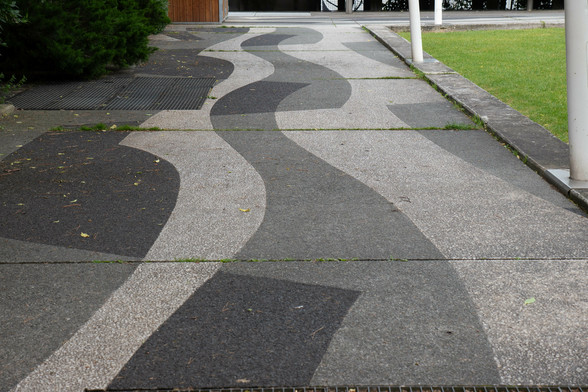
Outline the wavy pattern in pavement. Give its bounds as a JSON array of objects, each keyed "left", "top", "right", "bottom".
[{"left": 209, "top": 28, "right": 443, "bottom": 260}]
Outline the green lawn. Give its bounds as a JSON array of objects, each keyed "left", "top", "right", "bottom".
[{"left": 399, "top": 28, "right": 568, "bottom": 142}]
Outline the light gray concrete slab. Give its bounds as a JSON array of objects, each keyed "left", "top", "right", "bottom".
[
  {"left": 280, "top": 48, "right": 412, "bottom": 78},
  {"left": 120, "top": 131, "right": 265, "bottom": 261},
  {"left": 284, "top": 131, "right": 588, "bottom": 259},
  {"left": 13, "top": 262, "right": 221, "bottom": 391},
  {"left": 419, "top": 130, "right": 586, "bottom": 216},
  {"left": 277, "top": 79, "right": 464, "bottom": 130},
  {"left": 277, "top": 26, "right": 413, "bottom": 79},
  {"left": 451, "top": 260, "right": 588, "bottom": 384}
]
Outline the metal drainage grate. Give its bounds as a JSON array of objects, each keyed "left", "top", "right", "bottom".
[
  {"left": 8, "top": 76, "right": 215, "bottom": 111},
  {"left": 103, "top": 76, "right": 214, "bottom": 110},
  {"left": 8, "top": 78, "right": 133, "bottom": 110},
  {"left": 85, "top": 386, "right": 588, "bottom": 392}
]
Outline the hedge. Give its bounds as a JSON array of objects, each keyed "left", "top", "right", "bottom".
[{"left": 0, "top": 0, "right": 169, "bottom": 80}]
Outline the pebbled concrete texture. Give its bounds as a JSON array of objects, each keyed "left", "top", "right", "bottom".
[
  {"left": 2, "top": 17, "right": 587, "bottom": 390},
  {"left": 226, "top": 260, "right": 588, "bottom": 385},
  {"left": 0, "top": 263, "right": 137, "bottom": 391},
  {"left": 365, "top": 24, "right": 588, "bottom": 212},
  {"left": 120, "top": 131, "right": 266, "bottom": 261},
  {"left": 13, "top": 262, "right": 220, "bottom": 392},
  {"left": 451, "top": 260, "right": 588, "bottom": 384},
  {"left": 284, "top": 130, "right": 588, "bottom": 259}
]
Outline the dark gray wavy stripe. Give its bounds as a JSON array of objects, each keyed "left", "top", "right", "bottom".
[
  {"left": 0, "top": 131, "right": 179, "bottom": 257},
  {"left": 217, "top": 130, "right": 444, "bottom": 260},
  {"left": 343, "top": 41, "right": 409, "bottom": 67},
  {"left": 109, "top": 271, "right": 360, "bottom": 389},
  {"left": 211, "top": 28, "right": 351, "bottom": 130},
  {"left": 210, "top": 28, "right": 443, "bottom": 259}
]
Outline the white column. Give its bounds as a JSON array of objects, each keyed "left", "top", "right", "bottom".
[
  {"left": 434, "top": 0, "right": 442, "bottom": 25},
  {"left": 527, "top": 0, "right": 533, "bottom": 11},
  {"left": 565, "top": 0, "right": 588, "bottom": 181},
  {"left": 346, "top": 0, "right": 353, "bottom": 13},
  {"left": 408, "top": 0, "right": 424, "bottom": 63}
]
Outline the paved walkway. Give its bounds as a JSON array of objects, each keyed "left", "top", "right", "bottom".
[{"left": 1, "top": 12, "right": 587, "bottom": 391}]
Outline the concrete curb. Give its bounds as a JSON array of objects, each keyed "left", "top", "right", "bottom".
[
  {"left": 365, "top": 25, "right": 588, "bottom": 213},
  {"left": 389, "top": 21, "right": 564, "bottom": 33}
]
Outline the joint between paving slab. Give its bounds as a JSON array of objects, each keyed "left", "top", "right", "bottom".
[
  {"left": 365, "top": 25, "right": 588, "bottom": 214},
  {"left": 5, "top": 256, "right": 588, "bottom": 265}
]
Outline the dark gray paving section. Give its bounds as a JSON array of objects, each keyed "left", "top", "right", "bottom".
[
  {"left": 109, "top": 271, "right": 360, "bottom": 389},
  {"left": 389, "top": 102, "right": 472, "bottom": 128},
  {"left": 0, "top": 263, "right": 137, "bottom": 392},
  {"left": 0, "top": 131, "right": 179, "bottom": 259},
  {"left": 226, "top": 261, "right": 502, "bottom": 385}
]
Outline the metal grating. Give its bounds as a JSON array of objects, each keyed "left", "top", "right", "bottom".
[
  {"left": 8, "top": 78, "right": 133, "bottom": 110},
  {"left": 7, "top": 76, "right": 215, "bottom": 111},
  {"left": 85, "top": 385, "right": 588, "bottom": 392},
  {"left": 102, "top": 77, "right": 215, "bottom": 110}
]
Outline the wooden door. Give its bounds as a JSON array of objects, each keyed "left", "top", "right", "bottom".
[{"left": 168, "top": 0, "right": 221, "bottom": 22}]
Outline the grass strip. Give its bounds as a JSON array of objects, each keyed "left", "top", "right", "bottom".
[{"left": 400, "top": 28, "right": 568, "bottom": 142}]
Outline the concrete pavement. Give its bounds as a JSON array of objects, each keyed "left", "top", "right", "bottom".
[{"left": 1, "top": 13, "right": 586, "bottom": 391}]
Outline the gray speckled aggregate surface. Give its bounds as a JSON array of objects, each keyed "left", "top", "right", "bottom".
[{"left": 1, "top": 18, "right": 586, "bottom": 391}]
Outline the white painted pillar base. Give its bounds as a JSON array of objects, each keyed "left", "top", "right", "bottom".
[
  {"left": 408, "top": 0, "right": 424, "bottom": 63},
  {"left": 434, "top": 0, "right": 442, "bottom": 25},
  {"left": 565, "top": 0, "right": 588, "bottom": 181},
  {"left": 346, "top": 0, "right": 353, "bottom": 14}
]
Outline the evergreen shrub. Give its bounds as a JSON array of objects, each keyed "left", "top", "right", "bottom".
[{"left": 0, "top": 0, "right": 169, "bottom": 80}]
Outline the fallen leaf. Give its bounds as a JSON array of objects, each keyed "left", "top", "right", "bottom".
[
  {"left": 524, "top": 297, "right": 536, "bottom": 305},
  {"left": 154, "top": 159, "right": 160, "bottom": 163},
  {"left": 239, "top": 208, "right": 250, "bottom": 212},
  {"left": 80, "top": 232, "right": 90, "bottom": 238},
  {"left": 110, "top": 124, "right": 117, "bottom": 130},
  {"left": 236, "top": 379, "right": 250, "bottom": 384}
]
